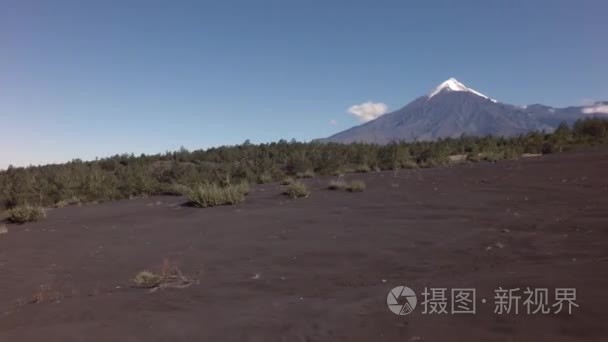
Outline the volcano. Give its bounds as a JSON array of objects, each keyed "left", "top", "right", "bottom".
[{"left": 319, "top": 78, "right": 601, "bottom": 144}]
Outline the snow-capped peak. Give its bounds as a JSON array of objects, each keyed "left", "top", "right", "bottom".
[{"left": 428, "top": 77, "right": 497, "bottom": 102}]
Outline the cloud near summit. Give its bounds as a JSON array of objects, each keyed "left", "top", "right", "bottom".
[
  {"left": 582, "top": 104, "right": 608, "bottom": 114},
  {"left": 347, "top": 101, "right": 389, "bottom": 122}
]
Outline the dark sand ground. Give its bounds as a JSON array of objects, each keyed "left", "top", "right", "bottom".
[{"left": 1, "top": 147, "right": 607, "bottom": 341}]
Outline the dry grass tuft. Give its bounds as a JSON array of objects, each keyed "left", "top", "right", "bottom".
[
  {"left": 133, "top": 270, "right": 162, "bottom": 288},
  {"left": 133, "top": 258, "right": 192, "bottom": 291}
]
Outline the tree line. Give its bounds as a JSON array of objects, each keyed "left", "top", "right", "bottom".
[{"left": 1, "top": 118, "right": 607, "bottom": 209}]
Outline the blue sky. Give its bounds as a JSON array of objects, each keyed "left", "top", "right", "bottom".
[{"left": 1, "top": 0, "right": 607, "bottom": 168}]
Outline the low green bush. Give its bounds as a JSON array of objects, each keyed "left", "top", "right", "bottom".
[
  {"left": 7, "top": 205, "right": 46, "bottom": 223},
  {"left": 187, "top": 182, "right": 249, "bottom": 207},
  {"left": 280, "top": 177, "right": 295, "bottom": 185},
  {"left": 233, "top": 182, "right": 250, "bottom": 195},
  {"left": 162, "top": 183, "right": 191, "bottom": 196},
  {"left": 401, "top": 160, "right": 419, "bottom": 169},
  {"left": 283, "top": 181, "right": 310, "bottom": 198},
  {"left": 55, "top": 196, "right": 81, "bottom": 208},
  {"left": 257, "top": 172, "right": 273, "bottom": 184},
  {"left": 346, "top": 180, "right": 366, "bottom": 192},
  {"left": 353, "top": 164, "right": 371, "bottom": 173},
  {"left": 296, "top": 170, "right": 315, "bottom": 178},
  {"left": 327, "top": 179, "right": 347, "bottom": 190}
]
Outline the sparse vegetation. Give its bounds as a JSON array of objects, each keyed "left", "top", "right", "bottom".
[
  {"left": 296, "top": 170, "right": 315, "bottom": 178},
  {"left": 1, "top": 119, "right": 607, "bottom": 209},
  {"left": 327, "top": 179, "right": 366, "bottom": 192},
  {"left": 234, "top": 182, "right": 250, "bottom": 196},
  {"left": 55, "top": 196, "right": 81, "bottom": 208},
  {"left": 346, "top": 180, "right": 366, "bottom": 192},
  {"left": 133, "top": 259, "right": 192, "bottom": 290},
  {"left": 7, "top": 205, "right": 45, "bottom": 223},
  {"left": 30, "top": 285, "right": 60, "bottom": 304},
  {"left": 327, "top": 179, "right": 347, "bottom": 190},
  {"left": 283, "top": 181, "right": 310, "bottom": 198},
  {"left": 163, "top": 183, "right": 191, "bottom": 196},
  {"left": 280, "top": 177, "right": 295, "bottom": 185},
  {"left": 187, "top": 182, "right": 250, "bottom": 207},
  {"left": 257, "top": 172, "right": 273, "bottom": 184},
  {"left": 401, "top": 160, "right": 418, "bottom": 169},
  {"left": 133, "top": 270, "right": 162, "bottom": 288},
  {"left": 353, "top": 164, "right": 371, "bottom": 173}
]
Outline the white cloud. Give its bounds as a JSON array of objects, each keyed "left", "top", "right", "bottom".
[
  {"left": 582, "top": 104, "right": 608, "bottom": 114},
  {"left": 347, "top": 101, "right": 389, "bottom": 122},
  {"left": 329, "top": 119, "right": 338, "bottom": 125}
]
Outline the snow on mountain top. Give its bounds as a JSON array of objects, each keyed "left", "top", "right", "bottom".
[{"left": 428, "top": 78, "right": 497, "bottom": 103}]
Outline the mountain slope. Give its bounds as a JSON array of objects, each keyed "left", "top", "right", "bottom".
[{"left": 320, "top": 78, "right": 598, "bottom": 144}]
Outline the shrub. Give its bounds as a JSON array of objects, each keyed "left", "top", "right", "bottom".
[
  {"left": 7, "top": 205, "right": 45, "bottom": 223},
  {"left": 233, "top": 182, "right": 250, "bottom": 195},
  {"left": 573, "top": 118, "right": 608, "bottom": 139},
  {"left": 55, "top": 200, "right": 68, "bottom": 208},
  {"left": 280, "top": 177, "right": 295, "bottom": 185},
  {"left": 296, "top": 170, "right": 315, "bottom": 178},
  {"left": 401, "top": 160, "right": 419, "bottom": 169},
  {"left": 466, "top": 153, "right": 482, "bottom": 162},
  {"left": 482, "top": 151, "right": 503, "bottom": 162},
  {"left": 257, "top": 172, "right": 273, "bottom": 184},
  {"left": 353, "top": 164, "right": 371, "bottom": 173},
  {"left": 164, "top": 183, "right": 191, "bottom": 196},
  {"left": 55, "top": 196, "right": 81, "bottom": 208},
  {"left": 283, "top": 181, "right": 310, "bottom": 198},
  {"left": 327, "top": 179, "right": 347, "bottom": 190},
  {"left": 346, "top": 180, "right": 366, "bottom": 192},
  {"left": 187, "top": 182, "right": 249, "bottom": 207}
]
